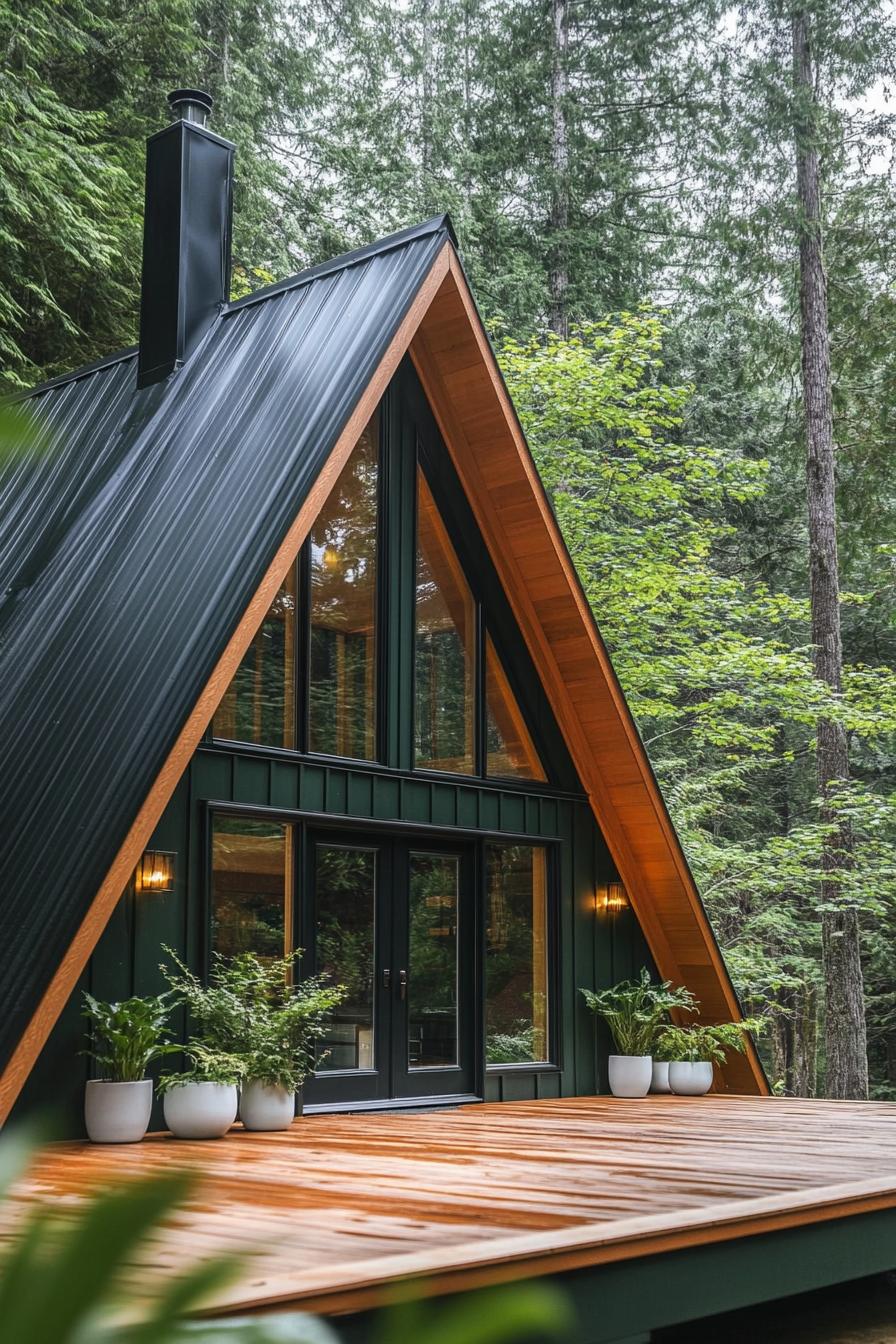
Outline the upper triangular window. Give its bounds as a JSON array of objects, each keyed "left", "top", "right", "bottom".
[{"left": 485, "top": 635, "right": 546, "bottom": 782}]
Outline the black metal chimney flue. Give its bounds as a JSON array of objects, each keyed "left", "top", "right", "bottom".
[
  {"left": 167, "top": 88, "right": 213, "bottom": 126},
  {"left": 137, "top": 88, "right": 234, "bottom": 388}
]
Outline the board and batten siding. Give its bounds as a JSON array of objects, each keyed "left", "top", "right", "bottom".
[{"left": 14, "top": 744, "right": 654, "bottom": 1136}]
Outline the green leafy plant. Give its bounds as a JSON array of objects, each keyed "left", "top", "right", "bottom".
[
  {"left": 579, "top": 969, "right": 697, "bottom": 1056},
  {"left": 157, "top": 1045, "right": 245, "bottom": 1095},
  {"left": 82, "top": 992, "right": 177, "bottom": 1083},
  {"left": 161, "top": 949, "right": 347, "bottom": 1093},
  {"left": 656, "top": 1019, "right": 763, "bottom": 1065}
]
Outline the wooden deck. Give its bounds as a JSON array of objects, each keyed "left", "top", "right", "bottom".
[{"left": 5, "top": 1096, "right": 896, "bottom": 1321}]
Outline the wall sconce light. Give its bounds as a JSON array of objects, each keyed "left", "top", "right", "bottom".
[
  {"left": 596, "top": 880, "right": 629, "bottom": 916},
  {"left": 135, "top": 850, "right": 176, "bottom": 895}
]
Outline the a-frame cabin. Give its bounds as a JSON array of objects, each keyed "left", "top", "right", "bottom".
[
  {"left": 0, "top": 91, "right": 766, "bottom": 1131},
  {"left": 7, "top": 92, "right": 896, "bottom": 1344}
]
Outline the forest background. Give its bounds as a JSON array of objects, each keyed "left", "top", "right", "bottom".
[{"left": 4, "top": 0, "right": 896, "bottom": 1097}]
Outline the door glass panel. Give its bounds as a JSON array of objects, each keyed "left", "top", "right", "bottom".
[
  {"left": 485, "top": 634, "right": 546, "bottom": 781},
  {"left": 308, "top": 419, "right": 379, "bottom": 759},
  {"left": 415, "top": 470, "right": 475, "bottom": 774},
  {"left": 213, "top": 565, "right": 297, "bottom": 748},
  {"left": 211, "top": 816, "right": 290, "bottom": 959},
  {"left": 485, "top": 845, "right": 550, "bottom": 1065},
  {"left": 408, "top": 852, "right": 459, "bottom": 1069},
  {"left": 314, "top": 845, "right": 376, "bottom": 1071}
]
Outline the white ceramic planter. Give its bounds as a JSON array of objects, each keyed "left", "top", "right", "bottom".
[
  {"left": 650, "top": 1061, "right": 672, "bottom": 1094},
  {"left": 163, "top": 1082, "right": 238, "bottom": 1139},
  {"left": 84, "top": 1078, "right": 153, "bottom": 1143},
  {"left": 608, "top": 1055, "right": 652, "bottom": 1098},
  {"left": 240, "top": 1080, "right": 296, "bottom": 1132},
  {"left": 669, "top": 1060, "right": 714, "bottom": 1096}
]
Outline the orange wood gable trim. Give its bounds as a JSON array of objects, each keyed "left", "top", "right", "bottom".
[
  {"left": 410, "top": 255, "right": 766, "bottom": 1095},
  {"left": 0, "top": 243, "right": 452, "bottom": 1126}
]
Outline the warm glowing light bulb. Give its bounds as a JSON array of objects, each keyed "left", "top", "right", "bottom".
[{"left": 322, "top": 544, "right": 341, "bottom": 572}]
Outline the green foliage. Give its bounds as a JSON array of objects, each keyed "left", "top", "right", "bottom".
[
  {"left": 485, "top": 1025, "right": 538, "bottom": 1065},
  {"left": 579, "top": 970, "right": 697, "bottom": 1056},
  {"left": 656, "top": 1020, "right": 763, "bottom": 1067},
  {"left": 161, "top": 949, "right": 346, "bottom": 1092},
  {"left": 156, "top": 1044, "right": 245, "bottom": 1093},
  {"left": 371, "top": 1282, "right": 573, "bottom": 1344},
  {"left": 82, "top": 992, "right": 177, "bottom": 1083}
]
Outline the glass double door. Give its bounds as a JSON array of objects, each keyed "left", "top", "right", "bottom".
[{"left": 305, "top": 833, "right": 476, "bottom": 1107}]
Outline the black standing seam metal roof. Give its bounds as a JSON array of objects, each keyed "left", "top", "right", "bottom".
[{"left": 0, "top": 216, "right": 453, "bottom": 1080}]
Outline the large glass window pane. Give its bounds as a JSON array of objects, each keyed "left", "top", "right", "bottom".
[
  {"left": 485, "top": 635, "right": 547, "bottom": 781},
  {"left": 485, "top": 845, "right": 550, "bottom": 1065},
  {"left": 308, "top": 420, "right": 379, "bottom": 759},
  {"left": 314, "top": 845, "right": 376, "bottom": 1071},
  {"left": 415, "top": 470, "right": 475, "bottom": 774},
  {"left": 211, "top": 816, "right": 290, "bottom": 960},
  {"left": 408, "top": 852, "right": 459, "bottom": 1068},
  {"left": 213, "top": 566, "right": 297, "bottom": 747}
]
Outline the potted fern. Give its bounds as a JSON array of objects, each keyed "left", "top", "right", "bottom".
[
  {"left": 162, "top": 948, "right": 346, "bottom": 1132},
  {"left": 158, "top": 1045, "right": 243, "bottom": 1138},
  {"left": 82, "top": 992, "right": 176, "bottom": 1143},
  {"left": 658, "top": 1020, "right": 761, "bottom": 1096},
  {"left": 580, "top": 970, "right": 696, "bottom": 1098}
]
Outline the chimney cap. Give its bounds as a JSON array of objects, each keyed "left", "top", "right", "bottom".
[{"left": 167, "top": 89, "right": 213, "bottom": 126}]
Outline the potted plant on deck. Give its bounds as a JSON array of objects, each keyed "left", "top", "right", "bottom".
[
  {"left": 658, "top": 1020, "right": 761, "bottom": 1096},
  {"left": 158, "top": 1045, "right": 243, "bottom": 1138},
  {"left": 82, "top": 992, "right": 176, "bottom": 1143},
  {"left": 580, "top": 970, "right": 697, "bottom": 1098},
  {"left": 162, "top": 948, "right": 346, "bottom": 1132}
]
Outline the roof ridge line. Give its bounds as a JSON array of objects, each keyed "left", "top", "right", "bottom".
[{"left": 224, "top": 215, "right": 455, "bottom": 316}]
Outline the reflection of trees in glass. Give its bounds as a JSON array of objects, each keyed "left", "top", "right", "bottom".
[
  {"left": 308, "top": 423, "right": 378, "bottom": 759},
  {"left": 408, "top": 854, "right": 458, "bottom": 1068},
  {"left": 315, "top": 845, "right": 375, "bottom": 1071},
  {"left": 486, "top": 1023, "right": 538, "bottom": 1064},
  {"left": 485, "top": 845, "right": 549, "bottom": 1063},
  {"left": 211, "top": 818, "right": 288, "bottom": 960},
  {"left": 415, "top": 630, "right": 468, "bottom": 766},
  {"left": 213, "top": 576, "right": 296, "bottom": 748},
  {"left": 414, "top": 471, "right": 475, "bottom": 774}
]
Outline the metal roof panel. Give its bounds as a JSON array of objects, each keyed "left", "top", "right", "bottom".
[{"left": 0, "top": 221, "right": 450, "bottom": 1076}]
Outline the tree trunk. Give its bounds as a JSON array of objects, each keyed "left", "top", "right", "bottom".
[
  {"left": 791, "top": 10, "right": 868, "bottom": 1100},
  {"left": 548, "top": 0, "right": 569, "bottom": 336},
  {"left": 791, "top": 984, "right": 818, "bottom": 1098}
]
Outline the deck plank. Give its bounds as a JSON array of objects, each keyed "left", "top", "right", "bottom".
[{"left": 3, "top": 1096, "right": 896, "bottom": 1317}]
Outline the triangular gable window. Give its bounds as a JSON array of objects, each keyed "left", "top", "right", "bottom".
[
  {"left": 414, "top": 463, "right": 547, "bottom": 782},
  {"left": 485, "top": 635, "right": 546, "bottom": 782}
]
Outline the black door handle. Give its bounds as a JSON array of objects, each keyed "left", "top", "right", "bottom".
[
  {"left": 398, "top": 969, "right": 408, "bottom": 1000},
  {"left": 383, "top": 968, "right": 391, "bottom": 990}
]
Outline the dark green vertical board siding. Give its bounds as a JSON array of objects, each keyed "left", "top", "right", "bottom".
[
  {"left": 498, "top": 1071, "right": 538, "bottom": 1102},
  {"left": 271, "top": 761, "right": 300, "bottom": 810},
  {"left": 572, "top": 802, "right": 595, "bottom": 1095}
]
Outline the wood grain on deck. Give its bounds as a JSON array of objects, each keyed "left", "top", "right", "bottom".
[{"left": 5, "top": 1096, "right": 896, "bottom": 1317}]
